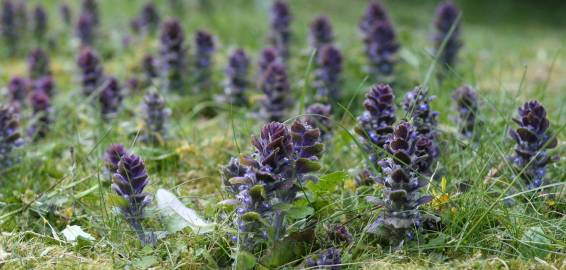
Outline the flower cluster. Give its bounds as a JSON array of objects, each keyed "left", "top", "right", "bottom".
[
  {"left": 109, "top": 147, "right": 153, "bottom": 245},
  {"left": 33, "top": 75, "right": 55, "bottom": 98},
  {"left": 366, "top": 121, "right": 433, "bottom": 245},
  {"left": 32, "top": 5, "right": 47, "bottom": 42},
  {"left": 257, "top": 47, "right": 279, "bottom": 79},
  {"left": 403, "top": 87, "right": 439, "bottom": 159},
  {"left": 222, "top": 121, "right": 323, "bottom": 251},
  {"left": 80, "top": 0, "right": 99, "bottom": 26},
  {"left": 269, "top": 0, "right": 292, "bottom": 60},
  {"left": 313, "top": 45, "right": 342, "bottom": 104},
  {"left": 359, "top": 1, "right": 388, "bottom": 35},
  {"left": 159, "top": 19, "right": 187, "bottom": 93},
  {"left": 141, "top": 91, "right": 170, "bottom": 145},
  {"left": 27, "top": 90, "right": 51, "bottom": 140},
  {"left": 221, "top": 48, "right": 250, "bottom": 106},
  {"left": 132, "top": 3, "right": 160, "bottom": 35},
  {"left": 305, "top": 248, "right": 342, "bottom": 270},
  {"left": 305, "top": 103, "right": 332, "bottom": 141},
  {"left": 59, "top": 3, "right": 72, "bottom": 26},
  {"left": 193, "top": 30, "right": 216, "bottom": 91},
  {"left": 1, "top": 0, "right": 21, "bottom": 55},
  {"left": 28, "top": 48, "right": 51, "bottom": 80},
  {"left": 103, "top": 143, "right": 127, "bottom": 176},
  {"left": 0, "top": 105, "right": 24, "bottom": 170},
  {"left": 508, "top": 101, "right": 558, "bottom": 189},
  {"left": 99, "top": 77, "right": 123, "bottom": 118},
  {"left": 77, "top": 47, "right": 105, "bottom": 97},
  {"left": 452, "top": 85, "right": 478, "bottom": 138},
  {"left": 258, "top": 63, "right": 293, "bottom": 122},
  {"left": 309, "top": 16, "right": 334, "bottom": 52},
  {"left": 7, "top": 76, "right": 29, "bottom": 110},
  {"left": 434, "top": 0, "right": 462, "bottom": 68},
  {"left": 355, "top": 84, "right": 396, "bottom": 163},
  {"left": 141, "top": 54, "right": 158, "bottom": 85},
  {"left": 76, "top": 13, "right": 96, "bottom": 46}
]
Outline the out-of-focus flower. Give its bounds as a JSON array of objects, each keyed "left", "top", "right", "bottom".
[
  {"left": 305, "top": 248, "right": 342, "bottom": 270},
  {"left": 0, "top": 105, "right": 24, "bottom": 169},
  {"left": 313, "top": 45, "right": 342, "bottom": 104},
  {"left": 433, "top": 0, "right": 462, "bottom": 68},
  {"left": 403, "top": 87, "right": 439, "bottom": 159},
  {"left": 258, "top": 63, "right": 293, "bottom": 122},
  {"left": 141, "top": 91, "right": 170, "bottom": 145},
  {"left": 220, "top": 48, "right": 250, "bottom": 106},
  {"left": 159, "top": 18, "right": 187, "bottom": 93},
  {"left": 452, "top": 85, "right": 478, "bottom": 138},
  {"left": 194, "top": 30, "right": 216, "bottom": 91},
  {"left": 99, "top": 77, "right": 123, "bottom": 118},
  {"left": 32, "top": 5, "right": 47, "bottom": 42},
  {"left": 77, "top": 47, "right": 104, "bottom": 97},
  {"left": 27, "top": 90, "right": 52, "bottom": 140},
  {"left": 269, "top": 0, "right": 292, "bottom": 60},
  {"left": 305, "top": 103, "right": 332, "bottom": 141},
  {"left": 309, "top": 15, "right": 334, "bottom": 52},
  {"left": 28, "top": 48, "right": 51, "bottom": 80}
]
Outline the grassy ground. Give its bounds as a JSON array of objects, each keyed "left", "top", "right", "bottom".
[{"left": 1, "top": 0, "right": 565, "bottom": 269}]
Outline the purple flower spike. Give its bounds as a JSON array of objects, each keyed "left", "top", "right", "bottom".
[
  {"left": 159, "top": 18, "right": 187, "bottom": 93},
  {"left": 77, "top": 47, "right": 104, "bottom": 97},
  {"left": 359, "top": 1, "right": 388, "bottom": 35},
  {"left": 365, "top": 20, "right": 399, "bottom": 77},
  {"left": 355, "top": 84, "right": 396, "bottom": 162},
  {"left": 309, "top": 15, "right": 334, "bottom": 51},
  {"left": 32, "top": 5, "right": 47, "bottom": 42},
  {"left": 27, "top": 90, "right": 51, "bottom": 140},
  {"left": 59, "top": 3, "right": 72, "bottom": 26},
  {"left": 305, "top": 248, "right": 342, "bottom": 270},
  {"left": 141, "top": 91, "right": 170, "bottom": 145},
  {"left": 138, "top": 3, "right": 160, "bottom": 34},
  {"left": 221, "top": 48, "right": 250, "bottom": 106},
  {"left": 99, "top": 77, "right": 123, "bottom": 118},
  {"left": 103, "top": 143, "right": 127, "bottom": 174},
  {"left": 305, "top": 103, "right": 332, "bottom": 141},
  {"left": 8, "top": 76, "right": 30, "bottom": 108},
  {"left": 366, "top": 121, "right": 433, "bottom": 245},
  {"left": 80, "top": 0, "right": 99, "bottom": 26},
  {"left": 258, "top": 63, "right": 293, "bottom": 122},
  {"left": 269, "top": 0, "right": 292, "bottom": 60},
  {"left": 1, "top": 105, "right": 24, "bottom": 169},
  {"left": 257, "top": 47, "right": 279, "bottom": 80},
  {"left": 314, "top": 45, "right": 342, "bottom": 103},
  {"left": 508, "top": 101, "right": 558, "bottom": 189},
  {"left": 403, "top": 87, "right": 439, "bottom": 159},
  {"left": 33, "top": 75, "right": 55, "bottom": 98},
  {"left": 28, "top": 48, "right": 51, "bottom": 80},
  {"left": 452, "top": 85, "right": 478, "bottom": 138},
  {"left": 141, "top": 54, "right": 158, "bottom": 85},
  {"left": 76, "top": 14, "right": 95, "bottom": 46},
  {"left": 1, "top": 0, "right": 20, "bottom": 55},
  {"left": 434, "top": 1, "right": 462, "bottom": 68},
  {"left": 222, "top": 120, "right": 323, "bottom": 252},
  {"left": 111, "top": 151, "right": 153, "bottom": 245},
  {"left": 194, "top": 30, "right": 216, "bottom": 91}
]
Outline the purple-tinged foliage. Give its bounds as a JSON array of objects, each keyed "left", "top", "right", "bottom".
[
  {"left": 452, "top": 85, "right": 478, "bottom": 138},
  {"left": 138, "top": 3, "right": 160, "bottom": 35},
  {"left": 0, "top": 105, "right": 24, "bottom": 169},
  {"left": 59, "top": 3, "right": 72, "bottom": 26},
  {"left": 359, "top": 1, "right": 388, "bottom": 35},
  {"left": 222, "top": 121, "right": 323, "bottom": 251},
  {"left": 221, "top": 48, "right": 250, "bottom": 106},
  {"left": 81, "top": 0, "right": 99, "bottom": 26},
  {"left": 33, "top": 75, "right": 55, "bottom": 98},
  {"left": 366, "top": 121, "right": 433, "bottom": 245},
  {"left": 77, "top": 47, "right": 104, "bottom": 97},
  {"left": 508, "top": 101, "right": 558, "bottom": 189},
  {"left": 76, "top": 14, "right": 95, "bottom": 46},
  {"left": 364, "top": 20, "right": 399, "bottom": 77},
  {"left": 32, "top": 5, "right": 47, "bottom": 42},
  {"left": 328, "top": 224, "right": 353, "bottom": 245},
  {"left": 257, "top": 47, "right": 279, "bottom": 79},
  {"left": 27, "top": 48, "right": 51, "bottom": 80},
  {"left": 103, "top": 143, "right": 127, "bottom": 175},
  {"left": 434, "top": 0, "right": 462, "bottom": 68},
  {"left": 305, "top": 248, "right": 342, "bottom": 270},
  {"left": 7, "top": 76, "right": 30, "bottom": 109},
  {"left": 305, "top": 103, "right": 332, "bottom": 141},
  {"left": 141, "top": 91, "right": 170, "bottom": 145},
  {"left": 309, "top": 15, "right": 334, "bottom": 51},
  {"left": 403, "top": 87, "right": 439, "bottom": 159},
  {"left": 141, "top": 54, "right": 158, "bottom": 85},
  {"left": 27, "top": 90, "right": 51, "bottom": 140},
  {"left": 269, "top": 0, "right": 292, "bottom": 60},
  {"left": 99, "top": 77, "right": 123, "bottom": 118},
  {"left": 194, "top": 30, "right": 215, "bottom": 91},
  {"left": 1, "top": 0, "right": 20, "bottom": 55},
  {"left": 112, "top": 151, "right": 153, "bottom": 245},
  {"left": 355, "top": 84, "right": 396, "bottom": 163},
  {"left": 258, "top": 63, "right": 293, "bottom": 122},
  {"left": 159, "top": 19, "right": 187, "bottom": 93},
  {"left": 313, "top": 45, "right": 342, "bottom": 103}
]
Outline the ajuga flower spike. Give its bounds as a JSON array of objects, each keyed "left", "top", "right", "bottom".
[
  {"left": 28, "top": 48, "right": 51, "bottom": 80},
  {"left": 269, "top": 0, "right": 292, "bottom": 60},
  {"left": 77, "top": 47, "right": 104, "bottom": 97},
  {"left": 221, "top": 48, "right": 250, "bottom": 106},
  {"left": 257, "top": 47, "right": 279, "bottom": 79},
  {"left": 141, "top": 91, "right": 170, "bottom": 145},
  {"left": 305, "top": 103, "right": 333, "bottom": 141},
  {"left": 99, "top": 77, "right": 123, "bottom": 118},
  {"left": 159, "top": 19, "right": 187, "bottom": 93},
  {"left": 258, "top": 63, "right": 293, "bottom": 122},
  {"left": 434, "top": 0, "right": 462, "bottom": 68},
  {"left": 7, "top": 77, "right": 29, "bottom": 110},
  {"left": 309, "top": 16, "right": 334, "bottom": 52},
  {"left": 403, "top": 87, "right": 439, "bottom": 159},
  {"left": 1, "top": 0, "right": 21, "bottom": 55},
  {"left": 76, "top": 14, "right": 95, "bottom": 46},
  {"left": 194, "top": 30, "right": 215, "bottom": 91},
  {"left": 103, "top": 144, "right": 127, "bottom": 176},
  {"left": 452, "top": 85, "right": 478, "bottom": 138},
  {"left": 508, "top": 100, "right": 557, "bottom": 189},
  {"left": 313, "top": 44, "right": 342, "bottom": 104},
  {"left": 32, "top": 5, "right": 47, "bottom": 42},
  {"left": 0, "top": 105, "right": 24, "bottom": 170},
  {"left": 365, "top": 20, "right": 399, "bottom": 78},
  {"left": 27, "top": 90, "right": 51, "bottom": 140}
]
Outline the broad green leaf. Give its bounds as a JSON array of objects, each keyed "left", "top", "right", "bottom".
[
  {"left": 235, "top": 251, "right": 256, "bottom": 270},
  {"left": 286, "top": 205, "right": 314, "bottom": 219}
]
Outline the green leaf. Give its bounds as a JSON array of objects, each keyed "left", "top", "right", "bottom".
[
  {"left": 107, "top": 193, "right": 128, "bottom": 208},
  {"left": 286, "top": 205, "right": 314, "bottom": 219},
  {"left": 520, "top": 226, "right": 551, "bottom": 258},
  {"left": 296, "top": 158, "right": 321, "bottom": 173},
  {"left": 307, "top": 171, "right": 348, "bottom": 193},
  {"left": 235, "top": 251, "right": 256, "bottom": 270},
  {"left": 133, "top": 255, "right": 159, "bottom": 269}
]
